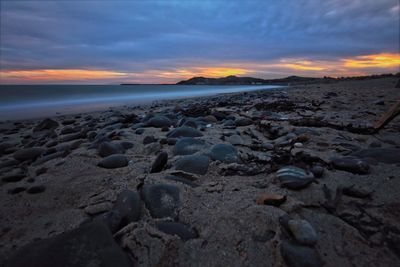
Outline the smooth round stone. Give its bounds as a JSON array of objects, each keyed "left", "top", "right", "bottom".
[
  {"left": 135, "top": 128, "right": 145, "bottom": 135},
  {"left": 146, "top": 115, "right": 172, "bottom": 128},
  {"left": 167, "top": 126, "right": 203, "bottom": 138},
  {"left": 173, "top": 137, "right": 208, "bottom": 155},
  {"left": 331, "top": 156, "right": 369, "bottom": 174},
  {"left": 155, "top": 222, "right": 198, "bottom": 241},
  {"left": 98, "top": 142, "right": 124, "bottom": 157},
  {"left": 1, "top": 172, "right": 26, "bottom": 183},
  {"left": 276, "top": 166, "right": 314, "bottom": 190},
  {"left": 281, "top": 241, "right": 323, "bottom": 267},
  {"left": 98, "top": 154, "right": 129, "bottom": 169},
  {"left": 209, "top": 144, "right": 239, "bottom": 163},
  {"left": 182, "top": 120, "right": 198, "bottom": 129},
  {"left": 113, "top": 190, "right": 141, "bottom": 225},
  {"left": 223, "top": 119, "right": 236, "bottom": 127},
  {"left": 288, "top": 219, "right": 318, "bottom": 246},
  {"left": 13, "top": 147, "right": 45, "bottom": 162},
  {"left": 150, "top": 151, "right": 168, "bottom": 173},
  {"left": 311, "top": 165, "right": 324, "bottom": 178},
  {"left": 142, "top": 184, "right": 180, "bottom": 219},
  {"left": 0, "top": 141, "right": 19, "bottom": 155},
  {"left": 294, "top": 142, "right": 303, "bottom": 148},
  {"left": 143, "top": 135, "right": 157, "bottom": 145},
  {"left": 235, "top": 117, "right": 253, "bottom": 126},
  {"left": 203, "top": 115, "right": 218, "bottom": 123},
  {"left": 175, "top": 154, "right": 210, "bottom": 175}
]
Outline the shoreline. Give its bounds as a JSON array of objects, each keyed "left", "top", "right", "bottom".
[{"left": 1, "top": 77, "right": 400, "bottom": 266}]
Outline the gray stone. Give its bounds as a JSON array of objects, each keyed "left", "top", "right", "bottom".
[
  {"left": 331, "top": 156, "right": 369, "bottom": 174},
  {"left": 350, "top": 148, "right": 400, "bottom": 164},
  {"left": 142, "top": 184, "right": 180, "bottom": 219},
  {"left": 33, "top": 118, "right": 59, "bottom": 132},
  {"left": 288, "top": 219, "right": 318, "bottom": 246},
  {"left": 209, "top": 143, "right": 239, "bottom": 163},
  {"left": 175, "top": 154, "right": 210, "bottom": 175},
  {"left": 280, "top": 241, "right": 323, "bottom": 267},
  {"left": 235, "top": 117, "right": 253, "bottom": 126},
  {"left": 98, "top": 154, "right": 129, "bottom": 169},
  {"left": 276, "top": 166, "right": 314, "bottom": 190},
  {"left": 167, "top": 126, "right": 203, "bottom": 138},
  {"left": 226, "top": 134, "right": 244, "bottom": 145},
  {"left": 5, "top": 222, "right": 131, "bottom": 267},
  {"left": 98, "top": 142, "right": 124, "bottom": 157},
  {"left": 113, "top": 190, "right": 142, "bottom": 225},
  {"left": 146, "top": 115, "right": 172, "bottom": 128},
  {"left": 173, "top": 137, "right": 208, "bottom": 155}
]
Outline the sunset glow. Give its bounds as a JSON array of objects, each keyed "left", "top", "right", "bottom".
[{"left": 343, "top": 53, "right": 400, "bottom": 69}]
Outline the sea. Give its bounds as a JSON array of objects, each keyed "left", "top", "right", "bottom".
[{"left": 0, "top": 84, "right": 282, "bottom": 121}]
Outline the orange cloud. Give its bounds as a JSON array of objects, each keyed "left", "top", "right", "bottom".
[
  {"left": 0, "top": 69, "right": 129, "bottom": 81},
  {"left": 155, "top": 67, "right": 248, "bottom": 79},
  {"left": 343, "top": 53, "right": 400, "bottom": 68}
]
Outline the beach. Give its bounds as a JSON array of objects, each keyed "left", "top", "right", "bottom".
[{"left": 1, "top": 76, "right": 400, "bottom": 266}]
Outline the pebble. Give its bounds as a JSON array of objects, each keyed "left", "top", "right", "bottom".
[
  {"left": 98, "top": 154, "right": 129, "bottom": 169},
  {"left": 276, "top": 166, "right": 314, "bottom": 190},
  {"left": 310, "top": 165, "right": 324, "bottom": 178},
  {"left": 146, "top": 115, "right": 172, "bottom": 128},
  {"left": 150, "top": 151, "right": 168, "bottom": 173},
  {"left": 142, "top": 184, "right": 180, "bottom": 219},
  {"left": 143, "top": 135, "right": 157, "bottom": 145},
  {"left": 294, "top": 142, "right": 303, "bottom": 148},
  {"left": 235, "top": 117, "right": 253, "bottom": 126}
]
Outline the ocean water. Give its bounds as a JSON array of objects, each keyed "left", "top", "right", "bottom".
[{"left": 0, "top": 84, "right": 282, "bottom": 121}]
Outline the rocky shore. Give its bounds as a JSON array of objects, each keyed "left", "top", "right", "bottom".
[{"left": 0, "top": 77, "right": 399, "bottom": 267}]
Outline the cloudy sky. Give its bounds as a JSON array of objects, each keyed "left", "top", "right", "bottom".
[{"left": 0, "top": 0, "right": 399, "bottom": 84}]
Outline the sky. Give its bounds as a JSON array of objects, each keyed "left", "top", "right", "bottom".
[{"left": 0, "top": 0, "right": 399, "bottom": 84}]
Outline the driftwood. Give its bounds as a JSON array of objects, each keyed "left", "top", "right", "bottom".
[{"left": 373, "top": 100, "right": 400, "bottom": 131}]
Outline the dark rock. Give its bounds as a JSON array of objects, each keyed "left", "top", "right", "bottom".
[
  {"left": 280, "top": 241, "right": 323, "bottom": 267},
  {"left": 235, "top": 117, "right": 253, "bottom": 126},
  {"left": 1, "top": 173, "right": 26, "bottom": 183},
  {"left": 98, "top": 142, "right": 124, "bottom": 157},
  {"left": 223, "top": 119, "right": 236, "bottom": 127},
  {"left": 181, "top": 119, "right": 198, "bottom": 129},
  {"left": 331, "top": 156, "right": 369, "bottom": 174},
  {"left": 113, "top": 190, "right": 141, "bottom": 227},
  {"left": 342, "top": 185, "right": 371, "bottom": 198},
  {"left": 209, "top": 143, "right": 239, "bottom": 163},
  {"left": 368, "top": 141, "right": 381, "bottom": 148},
  {"left": 287, "top": 219, "right": 318, "bottom": 246},
  {"left": 173, "top": 137, "right": 208, "bottom": 155},
  {"left": 350, "top": 148, "right": 400, "bottom": 164},
  {"left": 155, "top": 222, "right": 198, "bottom": 241},
  {"left": 59, "top": 126, "right": 79, "bottom": 135},
  {"left": 98, "top": 154, "right": 129, "bottom": 169},
  {"left": 167, "top": 126, "right": 203, "bottom": 138},
  {"left": 33, "top": 118, "right": 59, "bottom": 132},
  {"left": 175, "top": 154, "right": 210, "bottom": 175},
  {"left": 8, "top": 186, "right": 26, "bottom": 194},
  {"left": 118, "top": 141, "right": 134, "bottom": 150},
  {"left": 61, "top": 119, "right": 76, "bottom": 125},
  {"left": 182, "top": 105, "right": 210, "bottom": 117},
  {"left": 143, "top": 135, "right": 157, "bottom": 145},
  {"left": 5, "top": 222, "right": 131, "bottom": 267},
  {"left": 310, "top": 165, "right": 324, "bottom": 178},
  {"left": 276, "top": 166, "right": 315, "bottom": 190},
  {"left": 135, "top": 128, "right": 145, "bottom": 135},
  {"left": 146, "top": 115, "right": 172, "bottom": 128},
  {"left": 142, "top": 184, "right": 180, "bottom": 219},
  {"left": 150, "top": 151, "right": 168, "bottom": 173},
  {"left": 27, "top": 185, "right": 46, "bottom": 194},
  {"left": 13, "top": 147, "right": 45, "bottom": 162},
  {"left": 0, "top": 141, "right": 19, "bottom": 155},
  {"left": 0, "top": 158, "right": 19, "bottom": 169}
]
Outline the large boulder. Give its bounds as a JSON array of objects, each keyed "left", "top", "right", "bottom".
[
  {"left": 5, "top": 222, "right": 131, "bottom": 267},
  {"left": 142, "top": 184, "right": 180, "bottom": 219}
]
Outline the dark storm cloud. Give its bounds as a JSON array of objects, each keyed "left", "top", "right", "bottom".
[{"left": 0, "top": 0, "right": 399, "bottom": 72}]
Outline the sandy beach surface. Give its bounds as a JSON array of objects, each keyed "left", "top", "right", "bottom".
[{"left": 1, "top": 77, "right": 399, "bottom": 267}]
